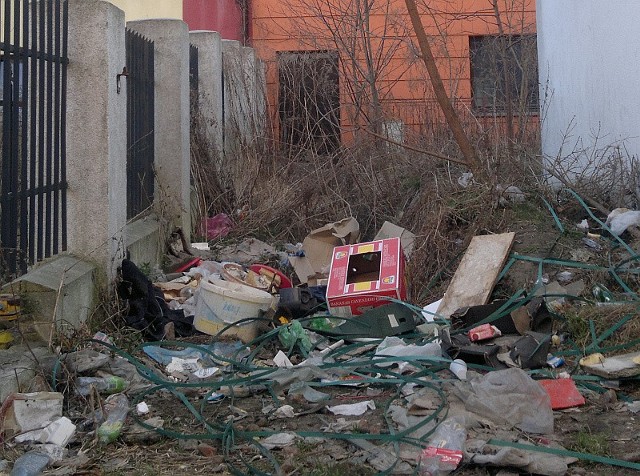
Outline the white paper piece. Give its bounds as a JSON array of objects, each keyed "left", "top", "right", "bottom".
[
  {"left": 192, "top": 367, "right": 220, "bottom": 379},
  {"left": 261, "top": 432, "right": 297, "bottom": 449},
  {"left": 421, "top": 298, "right": 443, "bottom": 322},
  {"left": 136, "top": 402, "right": 150, "bottom": 415},
  {"left": 327, "top": 400, "right": 376, "bottom": 416},
  {"left": 373, "top": 336, "right": 442, "bottom": 372},
  {"left": 273, "top": 350, "right": 293, "bottom": 368},
  {"left": 274, "top": 405, "right": 296, "bottom": 418},
  {"left": 166, "top": 357, "right": 202, "bottom": 374}
]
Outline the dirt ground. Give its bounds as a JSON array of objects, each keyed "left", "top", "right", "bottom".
[{"left": 4, "top": 199, "right": 640, "bottom": 476}]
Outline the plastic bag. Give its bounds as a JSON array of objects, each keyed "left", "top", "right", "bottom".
[
  {"left": 460, "top": 368, "right": 553, "bottom": 434},
  {"left": 419, "top": 416, "right": 466, "bottom": 475},
  {"left": 278, "top": 321, "right": 312, "bottom": 354}
]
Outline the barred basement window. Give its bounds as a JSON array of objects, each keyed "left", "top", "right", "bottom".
[
  {"left": 470, "top": 34, "right": 539, "bottom": 115},
  {"left": 278, "top": 50, "right": 340, "bottom": 155}
]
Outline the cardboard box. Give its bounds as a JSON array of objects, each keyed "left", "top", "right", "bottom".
[{"left": 326, "top": 237, "right": 407, "bottom": 317}]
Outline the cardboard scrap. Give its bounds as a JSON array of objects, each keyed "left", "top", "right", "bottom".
[
  {"left": 580, "top": 351, "right": 640, "bottom": 379},
  {"left": 374, "top": 221, "right": 416, "bottom": 257},
  {"left": 289, "top": 217, "right": 360, "bottom": 284},
  {"left": 437, "top": 232, "right": 515, "bottom": 319}
]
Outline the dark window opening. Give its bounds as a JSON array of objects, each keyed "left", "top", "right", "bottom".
[
  {"left": 470, "top": 34, "right": 539, "bottom": 115},
  {"left": 278, "top": 50, "right": 340, "bottom": 155}
]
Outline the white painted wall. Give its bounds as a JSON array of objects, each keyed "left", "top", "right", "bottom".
[{"left": 537, "top": 0, "right": 640, "bottom": 177}]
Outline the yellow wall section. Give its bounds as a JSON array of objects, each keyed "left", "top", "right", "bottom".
[{"left": 106, "top": 0, "right": 182, "bottom": 21}]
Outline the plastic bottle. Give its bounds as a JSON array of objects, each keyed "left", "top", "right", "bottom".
[
  {"left": 9, "top": 451, "right": 50, "bottom": 476},
  {"left": 97, "top": 393, "right": 130, "bottom": 444},
  {"left": 419, "top": 416, "right": 467, "bottom": 476},
  {"left": 592, "top": 284, "right": 613, "bottom": 303},
  {"left": 75, "top": 376, "right": 127, "bottom": 396}
]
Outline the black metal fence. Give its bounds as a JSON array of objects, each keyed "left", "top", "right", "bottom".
[
  {"left": 125, "top": 29, "right": 155, "bottom": 220},
  {"left": 189, "top": 44, "right": 198, "bottom": 113},
  {"left": 0, "top": 0, "right": 69, "bottom": 280}
]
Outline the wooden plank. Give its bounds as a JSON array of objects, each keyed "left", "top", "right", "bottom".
[
  {"left": 436, "top": 232, "right": 515, "bottom": 319},
  {"left": 581, "top": 351, "right": 640, "bottom": 379}
]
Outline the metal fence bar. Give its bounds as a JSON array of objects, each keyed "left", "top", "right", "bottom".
[
  {"left": 189, "top": 43, "right": 198, "bottom": 113},
  {"left": 36, "top": 0, "right": 45, "bottom": 262},
  {"left": 19, "top": 0, "right": 30, "bottom": 264},
  {"left": 60, "top": 0, "right": 68, "bottom": 251},
  {"left": 45, "top": 0, "right": 53, "bottom": 257},
  {"left": 0, "top": 0, "right": 68, "bottom": 279},
  {"left": 28, "top": 0, "right": 38, "bottom": 267},
  {"left": 126, "top": 28, "right": 155, "bottom": 220},
  {"left": 53, "top": 0, "right": 60, "bottom": 252}
]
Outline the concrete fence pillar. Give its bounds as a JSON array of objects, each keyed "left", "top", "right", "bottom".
[
  {"left": 127, "top": 19, "right": 191, "bottom": 239},
  {"left": 189, "top": 31, "right": 223, "bottom": 164},
  {"left": 66, "top": 0, "right": 127, "bottom": 280}
]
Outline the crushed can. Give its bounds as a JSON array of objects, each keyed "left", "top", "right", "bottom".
[{"left": 546, "top": 354, "right": 565, "bottom": 368}]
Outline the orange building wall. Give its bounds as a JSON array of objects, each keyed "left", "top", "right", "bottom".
[{"left": 251, "top": 0, "right": 537, "bottom": 141}]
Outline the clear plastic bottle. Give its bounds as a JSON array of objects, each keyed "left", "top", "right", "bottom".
[
  {"left": 97, "top": 393, "right": 130, "bottom": 444},
  {"left": 75, "top": 376, "right": 127, "bottom": 396},
  {"left": 419, "top": 416, "right": 466, "bottom": 476},
  {"left": 9, "top": 451, "right": 50, "bottom": 476}
]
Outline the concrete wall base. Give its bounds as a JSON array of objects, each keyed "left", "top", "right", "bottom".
[
  {"left": 125, "top": 215, "right": 163, "bottom": 268},
  {"left": 2, "top": 255, "right": 98, "bottom": 343}
]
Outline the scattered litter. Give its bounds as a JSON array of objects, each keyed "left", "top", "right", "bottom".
[
  {"left": 582, "top": 237, "right": 603, "bottom": 251},
  {"left": 436, "top": 232, "right": 515, "bottom": 319},
  {"left": 606, "top": 209, "right": 640, "bottom": 236},
  {"left": 421, "top": 298, "right": 443, "bottom": 322},
  {"left": 546, "top": 355, "right": 565, "bottom": 368},
  {"left": 626, "top": 401, "right": 640, "bottom": 413},
  {"left": 449, "top": 359, "right": 467, "bottom": 380},
  {"left": 419, "top": 416, "right": 466, "bottom": 475},
  {"left": 496, "top": 184, "right": 526, "bottom": 205},
  {"left": 287, "top": 382, "right": 330, "bottom": 402},
  {"left": 327, "top": 400, "right": 376, "bottom": 416},
  {"left": 288, "top": 217, "right": 360, "bottom": 285},
  {"left": 260, "top": 432, "right": 297, "bottom": 449},
  {"left": 3, "top": 392, "right": 63, "bottom": 437},
  {"left": 469, "top": 323, "right": 501, "bottom": 341},
  {"left": 136, "top": 402, "right": 150, "bottom": 415},
  {"left": 273, "top": 405, "right": 296, "bottom": 418},
  {"left": 9, "top": 451, "right": 51, "bottom": 476},
  {"left": 455, "top": 368, "right": 553, "bottom": 434},
  {"left": 273, "top": 350, "right": 293, "bottom": 368},
  {"left": 538, "top": 379, "right": 586, "bottom": 410},
  {"left": 373, "top": 221, "right": 417, "bottom": 257},
  {"left": 576, "top": 219, "right": 589, "bottom": 232},
  {"left": 326, "top": 237, "right": 407, "bottom": 318},
  {"left": 201, "top": 213, "right": 233, "bottom": 240},
  {"left": 579, "top": 353, "right": 605, "bottom": 366},
  {"left": 166, "top": 357, "right": 201, "bottom": 374},
  {"left": 97, "top": 394, "right": 130, "bottom": 444},
  {"left": 580, "top": 351, "right": 640, "bottom": 378},
  {"left": 373, "top": 336, "right": 442, "bottom": 372},
  {"left": 14, "top": 416, "right": 76, "bottom": 447}
]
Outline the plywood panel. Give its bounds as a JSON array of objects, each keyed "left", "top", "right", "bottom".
[{"left": 436, "top": 232, "right": 515, "bottom": 319}]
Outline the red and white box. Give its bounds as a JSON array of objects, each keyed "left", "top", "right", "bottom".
[{"left": 326, "top": 237, "right": 407, "bottom": 317}]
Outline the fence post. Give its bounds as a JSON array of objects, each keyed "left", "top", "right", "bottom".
[
  {"left": 189, "top": 31, "right": 223, "bottom": 165},
  {"left": 66, "top": 0, "right": 127, "bottom": 280},
  {"left": 127, "top": 19, "right": 191, "bottom": 239}
]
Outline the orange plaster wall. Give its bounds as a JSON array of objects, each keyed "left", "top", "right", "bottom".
[{"left": 251, "top": 0, "right": 537, "bottom": 139}]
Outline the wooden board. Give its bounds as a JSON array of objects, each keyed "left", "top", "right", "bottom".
[
  {"left": 581, "top": 351, "right": 640, "bottom": 379},
  {"left": 436, "top": 232, "right": 515, "bottom": 319}
]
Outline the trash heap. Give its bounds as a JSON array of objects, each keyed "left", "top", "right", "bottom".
[{"left": 4, "top": 195, "right": 640, "bottom": 475}]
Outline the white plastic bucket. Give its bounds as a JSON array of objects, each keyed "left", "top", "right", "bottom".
[{"left": 193, "top": 277, "right": 273, "bottom": 342}]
